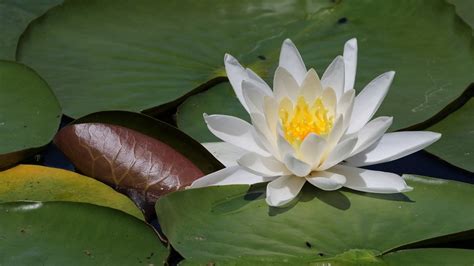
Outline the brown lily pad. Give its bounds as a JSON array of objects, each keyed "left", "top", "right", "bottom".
[{"left": 54, "top": 122, "right": 205, "bottom": 219}]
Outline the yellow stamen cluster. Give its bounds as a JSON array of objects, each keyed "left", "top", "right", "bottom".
[{"left": 279, "top": 96, "right": 333, "bottom": 147}]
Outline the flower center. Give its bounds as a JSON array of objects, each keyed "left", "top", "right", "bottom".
[{"left": 279, "top": 96, "right": 333, "bottom": 147}]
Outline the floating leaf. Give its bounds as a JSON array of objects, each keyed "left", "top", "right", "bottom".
[
  {"left": 447, "top": 0, "right": 474, "bottom": 31},
  {"left": 180, "top": 248, "right": 474, "bottom": 265},
  {"left": 0, "top": 201, "right": 166, "bottom": 264},
  {"left": 156, "top": 175, "right": 474, "bottom": 262},
  {"left": 54, "top": 111, "right": 223, "bottom": 218},
  {"left": 426, "top": 99, "right": 473, "bottom": 172},
  {"left": 177, "top": 82, "right": 248, "bottom": 142},
  {"left": 0, "top": 60, "right": 61, "bottom": 168},
  {"left": 17, "top": 0, "right": 473, "bottom": 129},
  {"left": 71, "top": 111, "right": 223, "bottom": 174},
  {"left": 0, "top": 0, "right": 62, "bottom": 60},
  {"left": 179, "top": 248, "right": 474, "bottom": 266},
  {"left": 382, "top": 248, "right": 474, "bottom": 265},
  {"left": 0, "top": 164, "right": 143, "bottom": 220},
  {"left": 17, "top": 0, "right": 334, "bottom": 117}
]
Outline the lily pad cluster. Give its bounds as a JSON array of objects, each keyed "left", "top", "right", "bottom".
[{"left": 0, "top": 0, "right": 473, "bottom": 265}]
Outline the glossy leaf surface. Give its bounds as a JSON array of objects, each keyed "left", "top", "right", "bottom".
[
  {"left": 0, "top": 0, "right": 62, "bottom": 60},
  {"left": 382, "top": 248, "right": 474, "bottom": 265},
  {"left": 0, "top": 60, "right": 61, "bottom": 168},
  {"left": 0, "top": 164, "right": 143, "bottom": 220},
  {"left": 17, "top": 0, "right": 473, "bottom": 130},
  {"left": 0, "top": 201, "right": 167, "bottom": 265},
  {"left": 156, "top": 175, "right": 474, "bottom": 262},
  {"left": 55, "top": 121, "right": 205, "bottom": 216},
  {"left": 427, "top": 99, "right": 473, "bottom": 172},
  {"left": 447, "top": 0, "right": 474, "bottom": 30},
  {"left": 16, "top": 0, "right": 335, "bottom": 117},
  {"left": 177, "top": 82, "right": 248, "bottom": 142},
  {"left": 71, "top": 111, "right": 223, "bottom": 175},
  {"left": 180, "top": 248, "right": 474, "bottom": 265}
]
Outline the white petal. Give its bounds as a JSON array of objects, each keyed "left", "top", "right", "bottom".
[
  {"left": 338, "top": 89, "right": 355, "bottom": 131},
  {"left": 238, "top": 152, "right": 290, "bottom": 177},
  {"left": 321, "top": 55, "right": 345, "bottom": 100},
  {"left": 337, "top": 89, "right": 355, "bottom": 115},
  {"left": 266, "top": 175, "right": 306, "bottom": 207},
  {"left": 277, "top": 97, "right": 294, "bottom": 128},
  {"left": 190, "top": 166, "right": 275, "bottom": 188},
  {"left": 346, "top": 131, "right": 441, "bottom": 166},
  {"left": 322, "top": 87, "right": 337, "bottom": 115},
  {"left": 242, "top": 80, "right": 268, "bottom": 115},
  {"left": 274, "top": 67, "right": 299, "bottom": 101},
  {"left": 324, "top": 115, "right": 344, "bottom": 151},
  {"left": 299, "top": 68, "right": 322, "bottom": 103},
  {"left": 318, "top": 136, "right": 357, "bottom": 170},
  {"left": 263, "top": 96, "right": 279, "bottom": 136},
  {"left": 279, "top": 39, "right": 307, "bottom": 85},
  {"left": 224, "top": 54, "right": 271, "bottom": 113},
  {"left": 299, "top": 133, "right": 327, "bottom": 167},
  {"left": 276, "top": 125, "right": 295, "bottom": 157},
  {"left": 283, "top": 154, "right": 312, "bottom": 177},
  {"left": 306, "top": 171, "right": 346, "bottom": 191},
  {"left": 249, "top": 112, "right": 277, "bottom": 152},
  {"left": 224, "top": 54, "right": 250, "bottom": 112},
  {"left": 347, "top": 71, "right": 395, "bottom": 134},
  {"left": 343, "top": 38, "right": 357, "bottom": 92},
  {"left": 204, "top": 114, "right": 270, "bottom": 156},
  {"left": 331, "top": 164, "right": 412, "bottom": 193},
  {"left": 201, "top": 142, "right": 247, "bottom": 167},
  {"left": 246, "top": 68, "right": 272, "bottom": 93},
  {"left": 350, "top": 116, "right": 393, "bottom": 156}
]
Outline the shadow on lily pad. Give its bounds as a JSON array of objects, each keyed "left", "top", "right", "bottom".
[
  {"left": 268, "top": 184, "right": 351, "bottom": 217},
  {"left": 349, "top": 189, "right": 415, "bottom": 203}
]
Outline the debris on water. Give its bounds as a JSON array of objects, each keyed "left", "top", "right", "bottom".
[{"left": 338, "top": 17, "right": 348, "bottom": 24}]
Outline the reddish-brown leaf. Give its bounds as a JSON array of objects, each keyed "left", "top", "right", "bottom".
[{"left": 54, "top": 123, "right": 205, "bottom": 217}]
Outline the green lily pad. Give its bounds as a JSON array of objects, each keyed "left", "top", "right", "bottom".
[
  {"left": 180, "top": 248, "right": 474, "bottom": 265},
  {"left": 18, "top": 0, "right": 472, "bottom": 126},
  {"left": 177, "top": 82, "right": 248, "bottom": 142},
  {"left": 0, "top": 164, "right": 144, "bottom": 220},
  {"left": 16, "top": 0, "right": 335, "bottom": 118},
  {"left": 426, "top": 99, "right": 474, "bottom": 172},
  {"left": 0, "top": 60, "right": 61, "bottom": 168},
  {"left": 156, "top": 175, "right": 474, "bottom": 262},
  {"left": 382, "top": 248, "right": 474, "bottom": 265},
  {"left": 0, "top": 201, "right": 166, "bottom": 265},
  {"left": 0, "top": 0, "right": 62, "bottom": 60},
  {"left": 447, "top": 0, "right": 474, "bottom": 31}
]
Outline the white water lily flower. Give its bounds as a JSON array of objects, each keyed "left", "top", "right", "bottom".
[{"left": 190, "top": 38, "right": 441, "bottom": 207}]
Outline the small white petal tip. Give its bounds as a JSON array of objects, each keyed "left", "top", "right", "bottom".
[
  {"left": 224, "top": 53, "right": 237, "bottom": 64},
  {"left": 345, "top": 38, "right": 357, "bottom": 46},
  {"left": 283, "top": 38, "right": 295, "bottom": 45},
  {"left": 432, "top": 132, "right": 442, "bottom": 141}
]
